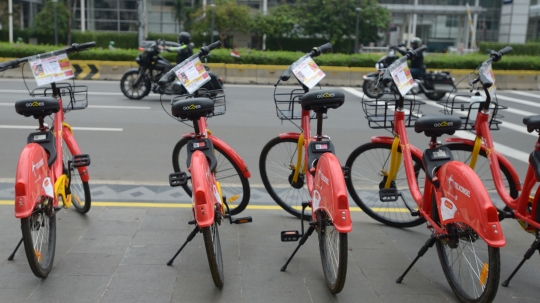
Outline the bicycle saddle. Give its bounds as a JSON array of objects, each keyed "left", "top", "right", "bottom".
[
  {"left": 171, "top": 97, "right": 214, "bottom": 120},
  {"left": 300, "top": 90, "right": 345, "bottom": 112},
  {"left": 414, "top": 114, "right": 462, "bottom": 137},
  {"left": 523, "top": 115, "right": 540, "bottom": 133},
  {"left": 15, "top": 97, "right": 59, "bottom": 118}
]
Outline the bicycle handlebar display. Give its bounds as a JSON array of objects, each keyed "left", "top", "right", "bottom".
[
  {"left": 0, "top": 42, "right": 96, "bottom": 72},
  {"left": 158, "top": 41, "right": 222, "bottom": 87}
]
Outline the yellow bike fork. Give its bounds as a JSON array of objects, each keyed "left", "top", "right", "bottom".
[
  {"left": 384, "top": 136, "right": 403, "bottom": 189},
  {"left": 291, "top": 133, "right": 306, "bottom": 184}
]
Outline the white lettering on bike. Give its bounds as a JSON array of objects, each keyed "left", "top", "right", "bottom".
[
  {"left": 448, "top": 176, "right": 471, "bottom": 198},
  {"left": 31, "top": 159, "right": 45, "bottom": 177},
  {"left": 318, "top": 169, "right": 329, "bottom": 185}
]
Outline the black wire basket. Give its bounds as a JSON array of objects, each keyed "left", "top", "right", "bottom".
[
  {"left": 273, "top": 84, "right": 323, "bottom": 121},
  {"left": 362, "top": 92, "right": 424, "bottom": 130},
  {"left": 30, "top": 82, "right": 88, "bottom": 111}
]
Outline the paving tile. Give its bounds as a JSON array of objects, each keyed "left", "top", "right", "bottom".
[
  {"left": 25, "top": 275, "right": 110, "bottom": 303},
  {"left": 172, "top": 276, "right": 242, "bottom": 303},
  {"left": 0, "top": 289, "right": 35, "bottom": 303},
  {"left": 52, "top": 252, "right": 123, "bottom": 275},
  {"left": 97, "top": 207, "right": 148, "bottom": 221},
  {"left": 69, "top": 235, "right": 132, "bottom": 254},
  {"left": 100, "top": 289, "right": 174, "bottom": 303},
  {"left": 108, "top": 264, "right": 177, "bottom": 291}
]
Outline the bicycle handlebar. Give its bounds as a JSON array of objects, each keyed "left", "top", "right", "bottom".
[
  {"left": 469, "top": 46, "right": 512, "bottom": 89},
  {"left": 381, "top": 45, "right": 428, "bottom": 85},
  {"left": 277, "top": 42, "right": 332, "bottom": 84},
  {"left": 0, "top": 42, "right": 96, "bottom": 72},
  {"left": 158, "top": 41, "right": 222, "bottom": 87}
]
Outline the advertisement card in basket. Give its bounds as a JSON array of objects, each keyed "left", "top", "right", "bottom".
[
  {"left": 388, "top": 60, "right": 414, "bottom": 97},
  {"left": 482, "top": 62, "right": 497, "bottom": 98},
  {"left": 291, "top": 56, "right": 325, "bottom": 89},
  {"left": 175, "top": 57, "right": 211, "bottom": 94},
  {"left": 29, "top": 53, "right": 74, "bottom": 87}
]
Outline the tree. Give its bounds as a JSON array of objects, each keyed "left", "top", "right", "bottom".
[
  {"left": 190, "top": 0, "right": 250, "bottom": 48},
  {"left": 0, "top": 0, "right": 21, "bottom": 29},
  {"left": 32, "top": 0, "right": 70, "bottom": 43},
  {"left": 172, "top": 0, "right": 202, "bottom": 31},
  {"left": 251, "top": 4, "right": 299, "bottom": 50},
  {"left": 294, "top": 0, "right": 390, "bottom": 50}
]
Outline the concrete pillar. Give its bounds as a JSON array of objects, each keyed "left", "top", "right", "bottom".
[{"left": 499, "top": 0, "right": 530, "bottom": 43}]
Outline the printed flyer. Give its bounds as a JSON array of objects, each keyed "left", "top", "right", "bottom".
[
  {"left": 291, "top": 57, "right": 325, "bottom": 89},
  {"left": 175, "top": 57, "right": 211, "bottom": 94},
  {"left": 29, "top": 53, "right": 74, "bottom": 86},
  {"left": 388, "top": 60, "right": 414, "bottom": 97}
]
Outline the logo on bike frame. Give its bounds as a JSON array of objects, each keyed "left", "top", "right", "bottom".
[
  {"left": 31, "top": 159, "right": 44, "bottom": 176},
  {"left": 447, "top": 175, "right": 471, "bottom": 199},
  {"left": 318, "top": 169, "right": 330, "bottom": 185}
]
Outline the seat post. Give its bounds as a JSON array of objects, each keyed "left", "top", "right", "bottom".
[
  {"left": 316, "top": 112, "right": 324, "bottom": 138},
  {"left": 192, "top": 118, "right": 201, "bottom": 135}
]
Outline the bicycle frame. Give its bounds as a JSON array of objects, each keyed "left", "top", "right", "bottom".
[
  {"left": 445, "top": 102, "right": 540, "bottom": 231},
  {"left": 15, "top": 83, "right": 90, "bottom": 218},
  {"left": 379, "top": 99, "right": 505, "bottom": 247},
  {"left": 181, "top": 130, "right": 251, "bottom": 179}
]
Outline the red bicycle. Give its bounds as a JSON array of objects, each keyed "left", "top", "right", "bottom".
[
  {"left": 345, "top": 46, "right": 504, "bottom": 302},
  {"left": 156, "top": 41, "right": 252, "bottom": 288},
  {"left": 0, "top": 42, "right": 95, "bottom": 278},
  {"left": 439, "top": 46, "right": 540, "bottom": 287},
  {"left": 259, "top": 43, "right": 352, "bottom": 294}
]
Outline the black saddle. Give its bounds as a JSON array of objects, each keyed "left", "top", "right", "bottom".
[
  {"left": 171, "top": 98, "right": 214, "bottom": 120},
  {"left": 300, "top": 90, "right": 345, "bottom": 113},
  {"left": 523, "top": 115, "right": 540, "bottom": 133},
  {"left": 15, "top": 97, "right": 59, "bottom": 118},
  {"left": 414, "top": 114, "right": 462, "bottom": 137}
]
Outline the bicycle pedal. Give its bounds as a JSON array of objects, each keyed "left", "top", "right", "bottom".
[
  {"left": 72, "top": 154, "right": 91, "bottom": 167},
  {"left": 188, "top": 220, "right": 196, "bottom": 225},
  {"left": 410, "top": 210, "right": 420, "bottom": 217},
  {"left": 281, "top": 230, "right": 300, "bottom": 242},
  {"left": 341, "top": 166, "right": 349, "bottom": 178},
  {"left": 232, "top": 216, "right": 252, "bottom": 224},
  {"left": 379, "top": 188, "right": 399, "bottom": 202},
  {"left": 169, "top": 172, "right": 188, "bottom": 187}
]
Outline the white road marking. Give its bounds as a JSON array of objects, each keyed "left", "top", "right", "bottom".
[{"left": 506, "top": 91, "right": 540, "bottom": 99}]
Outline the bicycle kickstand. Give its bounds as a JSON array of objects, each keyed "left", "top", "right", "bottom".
[
  {"left": 502, "top": 236, "right": 540, "bottom": 287},
  {"left": 167, "top": 225, "right": 199, "bottom": 266},
  {"left": 280, "top": 202, "right": 314, "bottom": 272},
  {"left": 396, "top": 234, "right": 437, "bottom": 283},
  {"left": 7, "top": 237, "right": 24, "bottom": 261}
]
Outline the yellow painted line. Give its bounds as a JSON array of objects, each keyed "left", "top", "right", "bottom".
[{"left": 0, "top": 200, "right": 411, "bottom": 212}]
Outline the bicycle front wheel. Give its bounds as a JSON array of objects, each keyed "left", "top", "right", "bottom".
[
  {"left": 202, "top": 219, "right": 224, "bottom": 288},
  {"left": 172, "top": 137, "right": 250, "bottom": 215},
  {"left": 345, "top": 142, "right": 426, "bottom": 227},
  {"left": 21, "top": 207, "right": 56, "bottom": 278},
  {"left": 259, "top": 137, "right": 310, "bottom": 219},
  {"left": 62, "top": 137, "right": 91, "bottom": 214},
  {"left": 317, "top": 211, "right": 348, "bottom": 294},
  {"left": 432, "top": 195, "right": 500, "bottom": 303},
  {"left": 445, "top": 143, "right": 518, "bottom": 203}
]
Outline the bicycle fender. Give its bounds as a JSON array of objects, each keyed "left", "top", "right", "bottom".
[
  {"left": 278, "top": 132, "right": 301, "bottom": 140},
  {"left": 191, "top": 151, "right": 218, "bottom": 228},
  {"left": 436, "top": 161, "right": 505, "bottom": 247},
  {"left": 14, "top": 143, "right": 53, "bottom": 218},
  {"left": 181, "top": 132, "right": 251, "bottom": 178},
  {"left": 63, "top": 127, "right": 90, "bottom": 182},
  {"left": 209, "top": 136, "right": 251, "bottom": 178},
  {"left": 313, "top": 153, "right": 351, "bottom": 233},
  {"left": 444, "top": 138, "right": 521, "bottom": 191},
  {"left": 371, "top": 136, "right": 424, "bottom": 160}
]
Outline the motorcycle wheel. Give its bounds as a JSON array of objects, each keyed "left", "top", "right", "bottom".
[
  {"left": 424, "top": 92, "right": 447, "bottom": 101},
  {"left": 120, "top": 70, "right": 151, "bottom": 100},
  {"left": 362, "top": 79, "right": 384, "bottom": 99}
]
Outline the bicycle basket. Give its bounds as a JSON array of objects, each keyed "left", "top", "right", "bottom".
[
  {"left": 170, "top": 87, "right": 226, "bottom": 120},
  {"left": 30, "top": 82, "right": 88, "bottom": 111},
  {"left": 436, "top": 92, "right": 506, "bottom": 131},
  {"left": 362, "top": 92, "right": 424, "bottom": 129},
  {"left": 273, "top": 85, "right": 324, "bottom": 120}
]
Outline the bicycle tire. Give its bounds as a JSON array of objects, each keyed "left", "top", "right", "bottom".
[
  {"left": 21, "top": 207, "right": 56, "bottom": 278},
  {"left": 172, "top": 137, "right": 250, "bottom": 216},
  {"left": 444, "top": 143, "right": 519, "bottom": 206},
  {"left": 62, "top": 137, "right": 91, "bottom": 214},
  {"left": 317, "top": 210, "right": 348, "bottom": 294},
  {"left": 259, "top": 137, "right": 310, "bottom": 219},
  {"left": 432, "top": 193, "right": 500, "bottom": 303},
  {"left": 202, "top": 220, "right": 224, "bottom": 288},
  {"left": 345, "top": 142, "right": 426, "bottom": 227}
]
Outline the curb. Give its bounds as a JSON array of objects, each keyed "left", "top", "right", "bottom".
[{"left": 1, "top": 59, "right": 538, "bottom": 90}]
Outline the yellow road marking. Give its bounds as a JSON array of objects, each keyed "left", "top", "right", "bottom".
[{"left": 0, "top": 200, "right": 413, "bottom": 212}]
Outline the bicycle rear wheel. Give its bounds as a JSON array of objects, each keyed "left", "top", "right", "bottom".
[
  {"left": 259, "top": 137, "right": 310, "bottom": 219},
  {"left": 345, "top": 142, "right": 426, "bottom": 227},
  {"left": 21, "top": 205, "right": 56, "bottom": 278},
  {"left": 172, "top": 137, "right": 250, "bottom": 215},
  {"left": 202, "top": 217, "right": 224, "bottom": 288},
  {"left": 317, "top": 211, "right": 347, "bottom": 294},
  {"left": 62, "top": 137, "right": 91, "bottom": 214},
  {"left": 432, "top": 194, "right": 500, "bottom": 303}
]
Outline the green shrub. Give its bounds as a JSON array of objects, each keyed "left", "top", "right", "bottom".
[{"left": 479, "top": 42, "right": 540, "bottom": 56}]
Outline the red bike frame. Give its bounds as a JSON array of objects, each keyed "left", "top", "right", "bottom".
[
  {"left": 278, "top": 107, "right": 352, "bottom": 232},
  {"left": 445, "top": 109, "right": 540, "bottom": 231},
  {"left": 15, "top": 85, "right": 91, "bottom": 218},
  {"left": 375, "top": 108, "right": 505, "bottom": 247}
]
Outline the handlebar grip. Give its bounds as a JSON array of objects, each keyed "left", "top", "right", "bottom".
[
  {"left": 200, "top": 40, "right": 221, "bottom": 57},
  {"left": 317, "top": 43, "right": 332, "bottom": 53},
  {"left": 280, "top": 68, "right": 291, "bottom": 81},
  {"left": 207, "top": 41, "right": 221, "bottom": 51},
  {"left": 77, "top": 41, "right": 97, "bottom": 51},
  {"left": 498, "top": 46, "right": 512, "bottom": 56},
  {"left": 0, "top": 59, "right": 21, "bottom": 71}
]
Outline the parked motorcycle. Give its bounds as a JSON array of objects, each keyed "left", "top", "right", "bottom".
[
  {"left": 362, "top": 46, "right": 456, "bottom": 101},
  {"left": 120, "top": 39, "right": 223, "bottom": 99}
]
